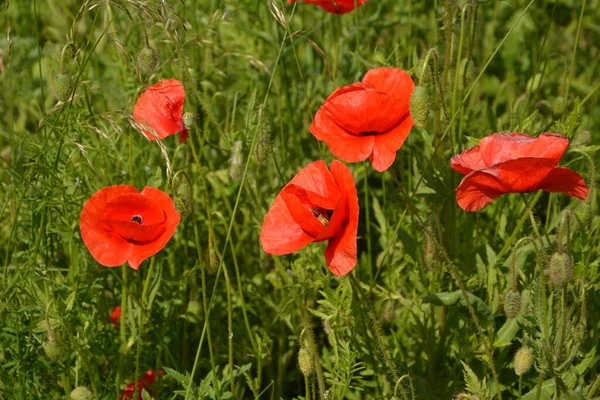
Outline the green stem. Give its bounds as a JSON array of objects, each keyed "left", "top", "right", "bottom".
[
  {"left": 117, "top": 263, "right": 128, "bottom": 397},
  {"left": 563, "top": 0, "right": 586, "bottom": 114}
]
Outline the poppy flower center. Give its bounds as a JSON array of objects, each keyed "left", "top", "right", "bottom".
[
  {"left": 311, "top": 207, "right": 333, "bottom": 226},
  {"left": 131, "top": 215, "right": 143, "bottom": 224},
  {"left": 360, "top": 131, "right": 380, "bottom": 136}
]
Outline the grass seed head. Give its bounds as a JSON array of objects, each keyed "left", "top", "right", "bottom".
[
  {"left": 514, "top": 346, "right": 534, "bottom": 376},
  {"left": 70, "top": 386, "right": 94, "bottom": 400}
]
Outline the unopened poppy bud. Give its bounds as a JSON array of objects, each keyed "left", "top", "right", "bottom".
[
  {"left": 409, "top": 86, "right": 430, "bottom": 129},
  {"left": 44, "top": 339, "right": 63, "bottom": 361},
  {"left": 53, "top": 73, "right": 74, "bottom": 102},
  {"left": 459, "top": 58, "right": 475, "bottom": 90},
  {"left": 70, "top": 386, "right": 94, "bottom": 400},
  {"left": 229, "top": 141, "right": 244, "bottom": 182},
  {"left": 204, "top": 248, "right": 220, "bottom": 275},
  {"left": 503, "top": 289, "right": 522, "bottom": 319},
  {"left": 514, "top": 346, "right": 534, "bottom": 376},
  {"left": 137, "top": 47, "right": 159, "bottom": 74},
  {"left": 174, "top": 195, "right": 192, "bottom": 217},
  {"left": 1, "top": 146, "right": 11, "bottom": 163},
  {"left": 546, "top": 252, "right": 573, "bottom": 287},
  {"left": 298, "top": 347, "right": 314, "bottom": 377},
  {"left": 183, "top": 112, "right": 195, "bottom": 129},
  {"left": 574, "top": 203, "right": 592, "bottom": 229},
  {"left": 186, "top": 300, "right": 202, "bottom": 319},
  {"left": 572, "top": 130, "right": 591, "bottom": 147}
]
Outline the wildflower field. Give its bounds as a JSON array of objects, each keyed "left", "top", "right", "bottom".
[{"left": 2, "top": 0, "right": 600, "bottom": 399}]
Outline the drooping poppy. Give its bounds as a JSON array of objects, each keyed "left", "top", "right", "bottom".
[
  {"left": 311, "top": 68, "right": 415, "bottom": 172},
  {"left": 110, "top": 306, "right": 121, "bottom": 328},
  {"left": 121, "top": 370, "right": 162, "bottom": 400},
  {"left": 133, "top": 79, "right": 188, "bottom": 142},
  {"left": 260, "top": 160, "right": 359, "bottom": 276},
  {"left": 289, "top": 0, "right": 368, "bottom": 14},
  {"left": 451, "top": 132, "right": 589, "bottom": 211},
  {"left": 80, "top": 185, "right": 180, "bottom": 269}
]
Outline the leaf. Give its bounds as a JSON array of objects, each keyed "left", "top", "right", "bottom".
[
  {"left": 493, "top": 317, "right": 520, "bottom": 348},
  {"left": 422, "top": 290, "right": 493, "bottom": 324},
  {"left": 164, "top": 367, "right": 191, "bottom": 386}
]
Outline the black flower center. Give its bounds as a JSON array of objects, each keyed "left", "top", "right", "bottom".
[
  {"left": 360, "top": 131, "right": 380, "bottom": 136},
  {"left": 131, "top": 215, "right": 143, "bottom": 224}
]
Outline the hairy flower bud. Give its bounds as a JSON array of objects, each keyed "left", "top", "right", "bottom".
[
  {"left": 186, "top": 300, "right": 202, "bottom": 320},
  {"left": 229, "top": 141, "right": 244, "bottom": 181},
  {"left": 503, "top": 290, "right": 522, "bottom": 319},
  {"left": 204, "top": 247, "right": 220, "bottom": 275},
  {"left": 572, "top": 130, "right": 591, "bottom": 147},
  {"left": 137, "top": 47, "right": 159, "bottom": 74},
  {"left": 44, "top": 339, "right": 63, "bottom": 361},
  {"left": 298, "top": 347, "right": 314, "bottom": 377},
  {"left": 514, "top": 346, "right": 534, "bottom": 376},
  {"left": 547, "top": 252, "right": 573, "bottom": 287},
  {"left": 53, "top": 73, "right": 74, "bottom": 102},
  {"left": 174, "top": 195, "right": 192, "bottom": 217},
  {"left": 70, "top": 386, "right": 94, "bottom": 400},
  {"left": 458, "top": 58, "right": 475, "bottom": 90},
  {"left": 409, "top": 86, "right": 430, "bottom": 129}
]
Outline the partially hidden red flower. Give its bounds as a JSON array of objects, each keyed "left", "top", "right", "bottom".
[
  {"left": 289, "top": 0, "right": 368, "bottom": 14},
  {"left": 260, "top": 160, "right": 359, "bottom": 276},
  {"left": 80, "top": 185, "right": 180, "bottom": 269},
  {"left": 121, "top": 370, "right": 163, "bottom": 400},
  {"left": 451, "top": 132, "right": 589, "bottom": 211},
  {"left": 110, "top": 306, "right": 121, "bottom": 328},
  {"left": 133, "top": 79, "right": 188, "bottom": 142},
  {"left": 311, "top": 68, "right": 415, "bottom": 172}
]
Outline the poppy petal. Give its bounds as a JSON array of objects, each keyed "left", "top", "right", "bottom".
[
  {"left": 455, "top": 171, "right": 507, "bottom": 212},
  {"left": 281, "top": 190, "right": 328, "bottom": 237},
  {"left": 536, "top": 167, "right": 589, "bottom": 200},
  {"left": 311, "top": 109, "right": 375, "bottom": 162},
  {"left": 80, "top": 186, "right": 138, "bottom": 267},
  {"left": 489, "top": 157, "right": 557, "bottom": 193},
  {"left": 369, "top": 114, "right": 414, "bottom": 172},
  {"left": 362, "top": 67, "right": 414, "bottom": 109},
  {"left": 127, "top": 187, "right": 181, "bottom": 270},
  {"left": 479, "top": 132, "right": 568, "bottom": 166},
  {"left": 133, "top": 79, "right": 186, "bottom": 141},
  {"left": 324, "top": 160, "right": 358, "bottom": 276},
  {"left": 450, "top": 145, "right": 486, "bottom": 175},
  {"left": 286, "top": 161, "right": 341, "bottom": 208},
  {"left": 260, "top": 194, "right": 314, "bottom": 255}
]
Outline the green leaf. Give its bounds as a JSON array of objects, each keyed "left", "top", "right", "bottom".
[{"left": 422, "top": 290, "right": 493, "bottom": 324}]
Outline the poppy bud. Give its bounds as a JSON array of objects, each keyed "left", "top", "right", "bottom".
[
  {"left": 514, "top": 346, "right": 534, "bottom": 376},
  {"left": 546, "top": 252, "right": 573, "bottom": 287},
  {"left": 503, "top": 289, "right": 521, "bottom": 319},
  {"left": 574, "top": 203, "right": 592, "bottom": 229},
  {"left": 204, "top": 247, "right": 220, "bottom": 275},
  {"left": 455, "top": 394, "right": 472, "bottom": 400},
  {"left": 174, "top": 195, "right": 192, "bottom": 217},
  {"left": 137, "top": 47, "right": 159, "bottom": 74},
  {"left": 458, "top": 58, "right": 475, "bottom": 90},
  {"left": 183, "top": 112, "right": 195, "bottom": 129},
  {"left": 44, "top": 339, "right": 63, "bottom": 361},
  {"left": 1, "top": 146, "right": 11, "bottom": 163},
  {"left": 572, "top": 130, "right": 591, "bottom": 147},
  {"left": 70, "top": 386, "right": 94, "bottom": 400},
  {"left": 53, "top": 73, "right": 74, "bottom": 102},
  {"left": 186, "top": 300, "right": 202, "bottom": 319},
  {"left": 229, "top": 141, "right": 244, "bottom": 182},
  {"left": 298, "top": 347, "right": 314, "bottom": 377},
  {"left": 409, "top": 86, "right": 430, "bottom": 129}
]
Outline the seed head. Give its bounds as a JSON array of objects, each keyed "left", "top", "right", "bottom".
[
  {"left": 514, "top": 346, "right": 534, "bottom": 376},
  {"left": 70, "top": 386, "right": 94, "bottom": 400},
  {"left": 298, "top": 347, "right": 314, "bottom": 377},
  {"left": 229, "top": 141, "right": 244, "bottom": 182},
  {"left": 409, "top": 86, "right": 430, "bottom": 129},
  {"left": 137, "top": 47, "right": 159, "bottom": 74},
  {"left": 44, "top": 339, "right": 63, "bottom": 361},
  {"left": 546, "top": 252, "right": 573, "bottom": 287},
  {"left": 503, "top": 290, "right": 521, "bottom": 319},
  {"left": 53, "top": 73, "right": 74, "bottom": 102}
]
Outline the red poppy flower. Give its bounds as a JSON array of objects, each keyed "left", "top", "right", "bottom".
[
  {"left": 260, "top": 160, "right": 359, "bottom": 276},
  {"left": 311, "top": 68, "right": 415, "bottom": 172},
  {"left": 451, "top": 132, "right": 589, "bottom": 211},
  {"left": 121, "top": 370, "right": 162, "bottom": 400},
  {"left": 110, "top": 306, "right": 122, "bottom": 328},
  {"left": 289, "top": 0, "right": 367, "bottom": 13},
  {"left": 80, "top": 185, "right": 180, "bottom": 269},
  {"left": 133, "top": 79, "right": 188, "bottom": 142}
]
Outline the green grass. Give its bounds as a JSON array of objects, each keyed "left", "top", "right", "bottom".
[{"left": 1, "top": 0, "right": 600, "bottom": 399}]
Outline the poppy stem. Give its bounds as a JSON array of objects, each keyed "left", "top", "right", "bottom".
[
  {"left": 520, "top": 194, "right": 547, "bottom": 249},
  {"left": 116, "top": 263, "right": 128, "bottom": 397}
]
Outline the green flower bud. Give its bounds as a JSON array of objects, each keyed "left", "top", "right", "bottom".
[
  {"left": 572, "top": 130, "right": 591, "bottom": 147},
  {"left": 409, "top": 86, "right": 430, "bottom": 129},
  {"left": 458, "top": 58, "right": 475, "bottom": 91},
  {"left": 183, "top": 112, "right": 195, "bottom": 129},
  {"left": 514, "top": 346, "right": 534, "bottom": 376},
  {"left": 70, "top": 386, "right": 94, "bottom": 400},
  {"left": 137, "top": 47, "right": 159, "bottom": 74},
  {"left": 574, "top": 203, "right": 592, "bottom": 229},
  {"left": 298, "top": 347, "right": 314, "bottom": 377},
  {"left": 53, "top": 73, "right": 74, "bottom": 102},
  {"left": 229, "top": 141, "right": 244, "bottom": 182},
  {"left": 503, "top": 290, "right": 522, "bottom": 319},
  {"left": 174, "top": 195, "right": 192, "bottom": 217},
  {"left": 546, "top": 252, "right": 573, "bottom": 287},
  {"left": 204, "top": 247, "right": 220, "bottom": 275},
  {"left": 44, "top": 339, "right": 63, "bottom": 361},
  {"left": 186, "top": 300, "right": 202, "bottom": 319}
]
